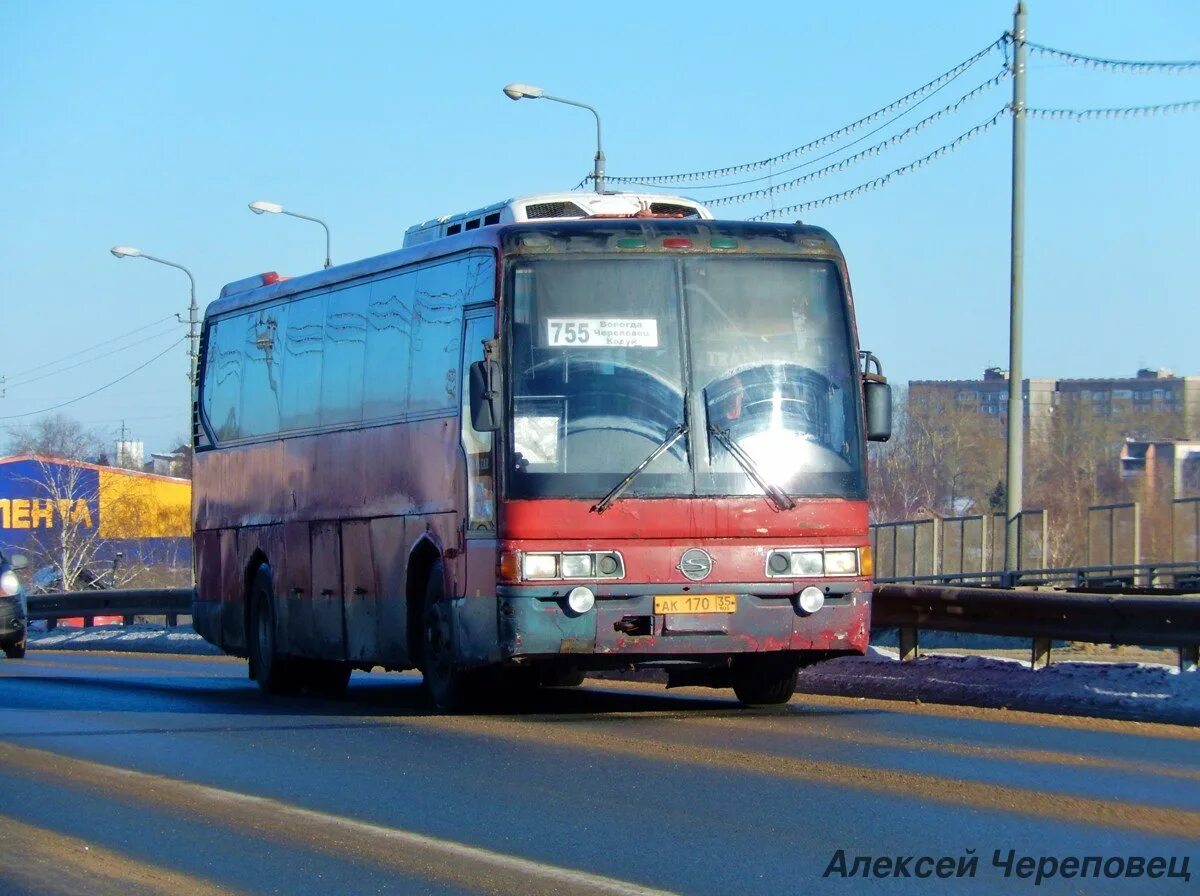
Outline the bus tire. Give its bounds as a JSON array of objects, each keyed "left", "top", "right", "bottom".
[
  {"left": 732, "top": 654, "right": 800, "bottom": 706},
  {"left": 248, "top": 567, "right": 300, "bottom": 695},
  {"left": 421, "top": 560, "right": 473, "bottom": 712},
  {"left": 2, "top": 638, "right": 25, "bottom": 660}
]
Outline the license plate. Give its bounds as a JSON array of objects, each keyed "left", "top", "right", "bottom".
[{"left": 653, "top": 594, "right": 737, "bottom": 615}]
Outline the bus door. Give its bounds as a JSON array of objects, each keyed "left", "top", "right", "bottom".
[{"left": 456, "top": 311, "right": 500, "bottom": 665}]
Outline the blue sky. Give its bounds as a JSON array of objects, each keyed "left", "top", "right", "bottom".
[{"left": 1, "top": 0, "right": 1197, "bottom": 454}]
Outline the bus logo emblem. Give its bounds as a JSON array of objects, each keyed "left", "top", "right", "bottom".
[{"left": 678, "top": 549, "right": 713, "bottom": 581}]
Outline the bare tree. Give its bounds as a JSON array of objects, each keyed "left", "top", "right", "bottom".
[{"left": 4, "top": 414, "right": 103, "bottom": 461}]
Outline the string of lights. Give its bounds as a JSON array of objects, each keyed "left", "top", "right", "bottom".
[
  {"left": 1026, "top": 41, "right": 1200, "bottom": 74},
  {"left": 747, "top": 107, "right": 1010, "bottom": 221},
  {"left": 613, "top": 66, "right": 1011, "bottom": 194},
  {"left": 707, "top": 70, "right": 1011, "bottom": 207},
  {"left": 593, "top": 36, "right": 1009, "bottom": 187},
  {"left": 1026, "top": 99, "right": 1200, "bottom": 120}
]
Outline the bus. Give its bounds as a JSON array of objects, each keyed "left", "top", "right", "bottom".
[{"left": 192, "top": 192, "right": 892, "bottom": 709}]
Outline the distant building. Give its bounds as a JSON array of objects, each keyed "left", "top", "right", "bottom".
[
  {"left": 115, "top": 439, "right": 145, "bottom": 469},
  {"left": 0, "top": 453, "right": 190, "bottom": 566},
  {"left": 1120, "top": 438, "right": 1200, "bottom": 501},
  {"left": 908, "top": 368, "right": 1199, "bottom": 440}
]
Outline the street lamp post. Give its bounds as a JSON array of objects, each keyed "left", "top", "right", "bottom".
[
  {"left": 502, "top": 83, "right": 605, "bottom": 193},
  {"left": 110, "top": 246, "right": 198, "bottom": 387},
  {"left": 248, "top": 200, "right": 332, "bottom": 269}
]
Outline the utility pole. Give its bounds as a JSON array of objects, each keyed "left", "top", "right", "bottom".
[{"left": 1004, "top": 1, "right": 1028, "bottom": 577}]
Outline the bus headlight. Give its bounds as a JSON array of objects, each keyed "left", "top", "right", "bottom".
[
  {"left": 516, "top": 551, "right": 625, "bottom": 581},
  {"left": 824, "top": 550, "right": 859, "bottom": 576},
  {"left": 765, "top": 547, "right": 862, "bottom": 578},
  {"left": 560, "top": 554, "right": 593, "bottom": 578},
  {"left": 790, "top": 551, "right": 824, "bottom": 577},
  {"left": 0, "top": 571, "right": 19, "bottom": 596},
  {"left": 523, "top": 554, "right": 559, "bottom": 580}
]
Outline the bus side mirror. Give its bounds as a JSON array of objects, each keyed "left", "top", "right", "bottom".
[
  {"left": 468, "top": 360, "right": 502, "bottom": 433},
  {"left": 864, "top": 380, "right": 892, "bottom": 442}
]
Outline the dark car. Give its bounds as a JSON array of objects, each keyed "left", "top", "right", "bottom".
[{"left": 0, "top": 551, "right": 30, "bottom": 659}]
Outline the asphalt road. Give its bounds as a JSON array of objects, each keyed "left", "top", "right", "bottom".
[{"left": 0, "top": 652, "right": 1196, "bottom": 896}]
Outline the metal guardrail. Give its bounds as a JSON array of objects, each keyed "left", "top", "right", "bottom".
[
  {"left": 26, "top": 588, "right": 194, "bottom": 628},
  {"left": 875, "top": 560, "right": 1200, "bottom": 589},
  {"left": 873, "top": 582, "right": 1200, "bottom": 673}
]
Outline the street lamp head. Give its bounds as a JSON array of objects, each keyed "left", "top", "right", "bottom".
[
  {"left": 110, "top": 246, "right": 142, "bottom": 259},
  {"left": 248, "top": 200, "right": 284, "bottom": 215},
  {"left": 503, "top": 83, "right": 544, "bottom": 101}
]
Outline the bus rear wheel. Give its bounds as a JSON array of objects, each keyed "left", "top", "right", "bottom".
[
  {"left": 421, "top": 560, "right": 476, "bottom": 712},
  {"left": 248, "top": 567, "right": 301, "bottom": 695},
  {"left": 732, "top": 654, "right": 800, "bottom": 706}
]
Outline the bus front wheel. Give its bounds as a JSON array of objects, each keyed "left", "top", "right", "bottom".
[
  {"left": 731, "top": 654, "right": 800, "bottom": 706},
  {"left": 249, "top": 567, "right": 301, "bottom": 695},
  {"left": 421, "top": 560, "right": 474, "bottom": 712}
]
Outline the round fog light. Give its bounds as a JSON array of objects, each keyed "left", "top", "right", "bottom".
[
  {"left": 567, "top": 586, "right": 595, "bottom": 614},
  {"left": 797, "top": 586, "right": 825, "bottom": 615}
]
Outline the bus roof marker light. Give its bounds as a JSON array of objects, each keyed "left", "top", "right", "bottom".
[
  {"left": 616, "top": 237, "right": 645, "bottom": 249},
  {"left": 662, "top": 237, "right": 692, "bottom": 249},
  {"left": 710, "top": 237, "right": 738, "bottom": 249}
]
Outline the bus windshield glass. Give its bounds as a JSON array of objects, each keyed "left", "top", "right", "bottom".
[{"left": 507, "top": 255, "right": 863, "bottom": 501}]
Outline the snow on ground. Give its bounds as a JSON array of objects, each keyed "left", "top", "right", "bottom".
[
  {"left": 28, "top": 623, "right": 220, "bottom": 656},
  {"left": 797, "top": 646, "right": 1200, "bottom": 726}
]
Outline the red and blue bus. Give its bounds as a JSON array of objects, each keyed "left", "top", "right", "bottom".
[{"left": 192, "top": 193, "right": 891, "bottom": 709}]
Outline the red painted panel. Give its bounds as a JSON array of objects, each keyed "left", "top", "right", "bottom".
[{"left": 502, "top": 497, "right": 867, "bottom": 541}]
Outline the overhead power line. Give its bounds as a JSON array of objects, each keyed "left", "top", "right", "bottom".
[
  {"left": 0, "top": 336, "right": 187, "bottom": 421},
  {"left": 708, "top": 70, "right": 1011, "bottom": 207},
  {"left": 593, "top": 36, "right": 1009, "bottom": 187},
  {"left": 748, "top": 107, "right": 1011, "bottom": 221},
  {"left": 4, "top": 321, "right": 185, "bottom": 391},
  {"left": 1026, "top": 99, "right": 1200, "bottom": 120},
  {"left": 3, "top": 313, "right": 182, "bottom": 384},
  {"left": 1026, "top": 42, "right": 1200, "bottom": 74}
]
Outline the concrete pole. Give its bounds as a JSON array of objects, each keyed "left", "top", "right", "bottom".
[{"left": 1004, "top": 1, "right": 1028, "bottom": 575}]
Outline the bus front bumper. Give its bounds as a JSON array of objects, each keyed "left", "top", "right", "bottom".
[{"left": 495, "top": 583, "right": 870, "bottom": 661}]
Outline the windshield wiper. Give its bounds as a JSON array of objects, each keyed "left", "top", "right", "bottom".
[
  {"left": 591, "top": 423, "right": 687, "bottom": 514},
  {"left": 707, "top": 423, "right": 796, "bottom": 511}
]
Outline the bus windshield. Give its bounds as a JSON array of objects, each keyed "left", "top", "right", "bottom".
[{"left": 507, "top": 255, "right": 864, "bottom": 501}]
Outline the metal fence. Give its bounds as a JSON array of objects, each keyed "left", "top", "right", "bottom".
[
  {"left": 870, "top": 510, "right": 1048, "bottom": 581},
  {"left": 1175, "top": 497, "right": 1200, "bottom": 563},
  {"left": 1087, "top": 501, "right": 1141, "bottom": 568}
]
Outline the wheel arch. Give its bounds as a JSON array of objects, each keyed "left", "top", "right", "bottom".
[
  {"left": 243, "top": 548, "right": 270, "bottom": 650},
  {"left": 405, "top": 535, "right": 444, "bottom": 669}
]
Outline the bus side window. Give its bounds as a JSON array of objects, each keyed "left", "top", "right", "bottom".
[
  {"left": 364, "top": 271, "right": 415, "bottom": 421},
  {"left": 279, "top": 292, "right": 328, "bottom": 432},
  {"left": 321, "top": 283, "right": 369, "bottom": 426},
  {"left": 205, "top": 316, "right": 245, "bottom": 442},
  {"left": 410, "top": 259, "right": 465, "bottom": 414}
]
